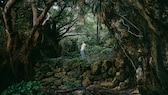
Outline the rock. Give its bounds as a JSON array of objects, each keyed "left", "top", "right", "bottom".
[
  {"left": 63, "top": 65, "right": 71, "bottom": 72},
  {"left": 105, "top": 78, "right": 114, "bottom": 82},
  {"left": 119, "top": 68, "right": 125, "bottom": 73},
  {"left": 72, "top": 90, "right": 85, "bottom": 95},
  {"left": 41, "top": 62, "right": 48, "bottom": 68},
  {"left": 117, "top": 73, "right": 127, "bottom": 82},
  {"left": 81, "top": 70, "right": 91, "bottom": 78},
  {"left": 116, "top": 72, "right": 121, "bottom": 77},
  {"left": 41, "top": 77, "right": 56, "bottom": 86},
  {"left": 124, "top": 78, "right": 129, "bottom": 84},
  {"left": 35, "top": 62, "right": 40, "bottom": 67},
  {"left": 119, "top": 73, "right": 127, "bottom": 82},
  {"left": 58, "top": 85, "right": 67, "bottom": 89},
  {"left": 102, "top": 60, "right": 112, "bottom": 71},
  {"left": 91, "top": 61, "right": 101, "bottom": 75},
  {"left": 54, "top": 68, "right": 61, "bottom": 72},
  {"left": 46, "top": 72, "right": 54, "bottom": 77},
  {"left": 111, "top": 78, "right": 119, "bottom": 88},
  {"left": 81, "top": 65, "right": 90, "bottom": 72},
  {"left": 33, "top": 57, "right": 133, "bottom": 91},
  {"left": 113, "top": 86, "right": 121, "bottom": 90},
  {"left": 92, "top": 75, "right": 104, "bottom": 81},
  {"left": 82, "top": 77, "right": 91, "bottom": 86},
  {"left": 115, "top": 58, "right": 125, "bottom": 68},
  {"left": 67, "top": 71, "right": 79, "bottom": 78},
  {"left": 37, "top": 73, "right": 45, "bottom": 80},
  {"left": 108, "top": 67, "right": 116, "bottom": 76},
  {"left": 54, "top": 80, "right": 62, "bottom": 86},
  {"left": 54, "top": 72, "right": 66, "bottom": 78},
  {"left": 119, "top": 82, "right": 127, "bottom": 89},
  {"left": 100, "top": 82, "right": 113, "bottom": 87},
  {"left": 62, "top": 76, "right": 76, "bottom": 82}
]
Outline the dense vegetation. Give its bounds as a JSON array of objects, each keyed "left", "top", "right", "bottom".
[{"left": 0, "top": 0, "right": 168, "bottom": 95}]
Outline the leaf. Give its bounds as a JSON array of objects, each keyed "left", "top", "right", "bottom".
[{"left": 26, "top": 81, "right": 32, "bottom": 88}]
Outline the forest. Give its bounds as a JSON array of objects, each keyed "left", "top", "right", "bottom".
[{"left": 0, "top": 0, "right": 168, "bottom": 95}]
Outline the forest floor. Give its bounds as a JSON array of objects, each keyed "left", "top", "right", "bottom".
[{"left": 33, "top": 47, "right": 141, "bottom": 95}]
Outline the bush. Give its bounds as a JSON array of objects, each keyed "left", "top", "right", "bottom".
[
  {"left": 63, "top": 81, "right": 82, "bottom": 88},
  {"left": 1, "top": 81, "right": 44, "bottom": 95}
]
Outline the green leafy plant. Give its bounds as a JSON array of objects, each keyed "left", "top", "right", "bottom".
[
  {"left": 63, "top": 81, "right": 82, "bottom": 88},
  {"left": 1, "top": 81, "right": 44, "bottom": 95}
]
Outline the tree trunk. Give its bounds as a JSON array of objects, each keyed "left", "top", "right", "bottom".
[
  {"left": 0, "top": 0, "right": 56, "bottom": 92},
  {"left": 103, "top": 0, "right": 168, "bottom": 94}
]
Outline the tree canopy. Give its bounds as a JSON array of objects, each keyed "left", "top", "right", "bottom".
[{"left": 0, "top": 0, "right": 168, "bottom": 94}]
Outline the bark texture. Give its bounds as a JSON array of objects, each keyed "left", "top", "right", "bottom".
[
  {"left": 0, "top": 0, "right": 56, "bottom": 93},
  {"left": 102, "top": 0, "right": 168, "bottom": 94}
]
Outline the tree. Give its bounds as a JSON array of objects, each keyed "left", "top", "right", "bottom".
[
  {"left": 0, "top": 0, "right": 167, "bottom": 94},
  {"left": 71, "top": 0, "right": 168, "bottom": 94},
  {"left": 0, "top": 0, "right": 82, "bottom": 92},
  {"left": 90, "top": 0, "right": 168, "bottom": 94},
  {"left": 0, "top": 0, "right": 57, "bottom": 92}
]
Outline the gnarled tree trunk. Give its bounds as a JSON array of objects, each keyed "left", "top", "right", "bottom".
[
  {"left": 102, "top": 0, "right": 168, "bottom": 94},
  {"left": 0, "top": 0, "right": 56, "bottom": 92}
]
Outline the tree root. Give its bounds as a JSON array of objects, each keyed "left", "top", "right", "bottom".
[{"left": 38, "top": 86, "right": 139, "bottom": 95}]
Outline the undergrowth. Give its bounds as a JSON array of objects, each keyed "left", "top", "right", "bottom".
[{"left": 1, "top": 81, "right": 43, "bottom": 95}]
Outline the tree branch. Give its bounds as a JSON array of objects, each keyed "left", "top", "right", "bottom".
[
  {"left": 115, "top": 36, "right": 136, "bottom": 71},
  {"left": 121, "top": 19, "right": 143, "bottom": 38},
  {"left": 54, "top": 5, "right": 66, "bottom": 19},
  {"left": 58, "top": 18, "right": 78, "bottom": 39},
  {"left": 62, "top": 33, "right": 86, "bottom": 39},
  {"left": 21, "top": 0, "right": 57, "bottom": 56},
  {"left": 29, "top": 0, "right": 56, "bottom": 38},
  {"left": 31, "top": 2, "right": 38, "bottom": 26},
  {"left": 3, "top": 0, "right": 19, "bottom": 33},
  {"left": 116, "top": 13, "right": 143, "bottom": 37},
  {"left": 42, "top": 13, "right": 51, "bottom": 25}
]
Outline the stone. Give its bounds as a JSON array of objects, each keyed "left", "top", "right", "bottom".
[
  {"left": 116, "top": 72, "right": 121, "bottom": 77},
  {"left": 113, "top": 86, "right": 121, "bottom": 90},
  {"left": 54, "top": 68, "right": 61, "bottom": 72},
  {"left": 91, "top": 61, "right": 101, "bottom": 75},
  {"left": 100, "top": 82, "right": 113, "bottom": 87},
  {"left": 82, "top": 77, "right": 91, "bottom": 86},
  {"left": 115, "top": 58, "right": 125, "bottom": 68},
  {"left": 35, "top": 62, "right": 40, "bottom": 67},
  {"left": 41, "top": 62, "right": 48, "bottom": 68},
  {"left": 124, "top": 78, "right": 129, "bottom": 84},
  {"left": 46, "top": 72, "right": 54, "bottom": 77},
  {"left": 92, "top": 75, "right": 104, "bottom": 81},
  {"left": 111, "top": 78, "right": 119, "bottom": 88},
  {"left": 119, "top": 82, "right": 127, "bottom": 89},
  {"left": 54, "top": 80, "right": 62, "bottom": 86},
  {"left": 81, "top": 70, "right": 91, "bottom": 78},
  {"left": 54, "top": 72, "right": 66, "bottom": 78},
  {"left": 58, "top": 85, "right": 67, "bottom": 89},
  {"left": 102, "top": 60, "right": 112, "bottom": 71},
  {"left": 108, "top": 67, "right": 116, "bottom": 76},
  {"left": 116, "top": 73, "right": 126, "bottom": 82},
  {"left": 72, "top": 90, "right": 85, "bottom": 95},
  {"left": 41, "top": 77, "right": 56, "bottom": 86},
  {"left": 62, "top": 77, "right": 76, "bottom": 82}
]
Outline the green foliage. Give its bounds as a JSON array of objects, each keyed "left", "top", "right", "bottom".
[
  {"left": 1, "top": 81, "right": 44, "bottom": 95},
  {"left": 104, "top": 38, "right": 117, "bottom": 49},
  {"left": 63, "top": 81, "right": 82, "bottom": 88},
  {"left": 74, "top": 57, "right": 92, "bottom": 67},
  {"left": 60, "top": 37, "right": 78, "bottom": 56},
  {"left": 0, "top": 26, "right": 5, "bottom": 31}
]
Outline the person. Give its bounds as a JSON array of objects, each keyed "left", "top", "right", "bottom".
[{"left": 80, "top": 41, "right": 86, "bottom": 58}]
